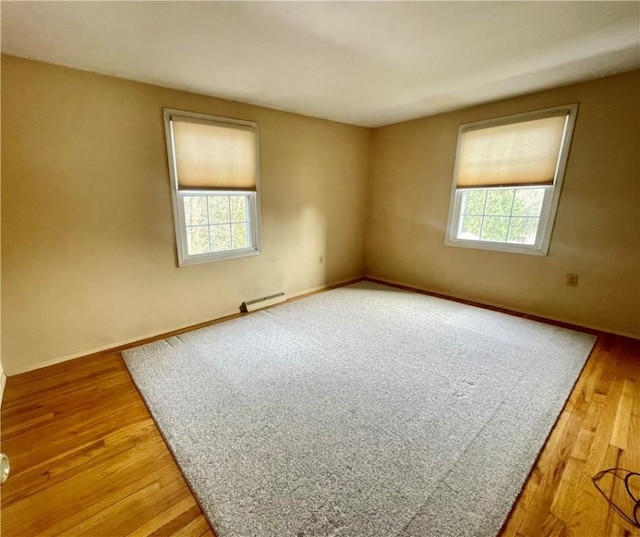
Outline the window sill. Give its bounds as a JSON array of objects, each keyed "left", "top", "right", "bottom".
[
  {"left": 444, "top": 237, "right": 548, "bottom": 256},
  {"left": 178, "top": 247, "right": 261, "bottom": 267}
]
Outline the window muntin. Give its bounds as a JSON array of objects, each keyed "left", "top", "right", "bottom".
[
  {"left": 182, "top": 193, "right": 253, "bottom": 256},
  {"left": 163, "top": 109, "right": 261, "bottom": 266},
  {"left": 445, "top": 104, "right": 578, "bottom": 256},
  {"left": 457, "top": 186, "right": 548, "bottom": 244}
]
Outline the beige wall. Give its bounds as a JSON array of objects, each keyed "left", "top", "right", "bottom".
[
  {"left": 1, "top": 55, "right": 371, "bottom": 375},
  {"left": 366, "top": 70, "right": 640, "bottom": 337},
  {"left": 3, "top": 56, "right": 638, "bottom": 375}
]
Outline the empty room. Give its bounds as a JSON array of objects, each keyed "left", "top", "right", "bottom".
[{"left": 1, "top": 2, "right": 639, "bottom": 536}]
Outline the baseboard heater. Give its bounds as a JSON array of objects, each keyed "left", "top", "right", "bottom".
[{"left": 240, "top": 292, "right": 286, "bottom": 313}]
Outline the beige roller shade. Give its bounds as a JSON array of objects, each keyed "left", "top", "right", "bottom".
[
  {"left": 455, "top": 114, "right": 567, "bottom": 188},
  {"left": 171, "top": 116, "right": 257, "bottom": 190}
]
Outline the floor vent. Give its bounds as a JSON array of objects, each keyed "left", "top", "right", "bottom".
[{"left": 240, "top": 292, "right": 286, "bottom": 313}]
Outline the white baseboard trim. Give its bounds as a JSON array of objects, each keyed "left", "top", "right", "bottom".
[
  {"left": 8, "top": 275, "right": 365, "bottom": 377},
  {"left": 366, "top": 274, "right": 640, "bottom": 341}
]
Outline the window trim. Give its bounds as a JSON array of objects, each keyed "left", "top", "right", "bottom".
[
  {"left": 163, "top": 108, "right": 262, "bottom": 266},
  {"left": 445, "top": 103, "right": 578, "bottom": 256},
  {"left": 176, "top": 190, "right": 261, "bottom": 266}
]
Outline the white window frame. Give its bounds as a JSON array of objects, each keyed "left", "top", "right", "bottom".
[
  {"left": 163, "top": 109, "right": 262, "bottom": 266},
  {"left": 445, "top": 104, "right": 578, "bottom": 256}
]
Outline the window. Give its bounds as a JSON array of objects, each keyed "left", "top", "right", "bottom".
[
  {"left": 163, "top": 109, "right": 261, "bottom": 266},
  {"left": 445, "top": 104, "right": 578, "bottom": 255}
]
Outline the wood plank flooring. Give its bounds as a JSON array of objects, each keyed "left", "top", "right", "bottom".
[
  {"left": 500, "top": 333, "right": 640, "bottom": 537},
  {"left": 2, "top": 333, "right": 639, "bottom": 536},
  {"left": 1, "top": 353, "right": 214, "bottom": 537}
]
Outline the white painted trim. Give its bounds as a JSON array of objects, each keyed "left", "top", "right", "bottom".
[
  {"left": 446, "top": 185, "right": 553, "bottom": 256},
  {"left": 174, "top": 190, "right": 261, "bottom": 266},
  {"left": 162, "top": 108, "right": 262, "bottom": 267},
  {"left": 6, "top": 275, "right": 365, "bottom": 376},
  {"left": 366, "top": 274, "right": 640, "bottom": 341},
  {"left": 445, "top": 103, "right": 579, "bottom": 256},
  {"left": 0, "top": 372, "right": 6, "bottom": 407}
]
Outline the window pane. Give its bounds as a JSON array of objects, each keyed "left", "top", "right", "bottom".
[
  {"left": 230, "top": 195, "right": 248, "bottom": 222},
  {"left": 485, "top": 189, "right": 514, "bottom": 216},
  {"left": 208, "top": 196, "right": 230, "bottom": 224},
  {"left": 480, "top": 216, "right": 509, "bottom": 242},
  {"left": 461, "top": 190, "right": 486, "bottom": 215},
  {"left": 447, "top": 105, "right": 576, "bottom": 255},
  {"left": 513, "top": 188, "right": 545, "bottom": 217},
  {"left": 183, "top": 196, "right": 208, "bottom": 226},
  {"left": 210, "top": 224, "right": 232, "bottom": 251},
  {"left": 186, "top": 226, "right": 210, "bottom": 255},
  {"left": 182, "top": 193, "right": 254, "bottom": 256},
  {"left": 456, "top": 187, "right": 547, "bottom": 247},
  {"left": 507, "top": 217, "right": 539, "bottom": 245},
  {"left": 459, "top": 215, "right": 482, "bottom": 240},
  {"left": 231, "top": 223, "right": 250, "bottom": 248}
]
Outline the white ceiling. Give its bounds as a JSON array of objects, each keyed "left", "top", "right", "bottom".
[{"left": 2, "top": 1, "right": 639, "bottom": 127}]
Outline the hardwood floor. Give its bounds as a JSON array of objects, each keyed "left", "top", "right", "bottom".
[
  {"left": 500, "top": 333, "right": 640, "bottom": 537},
  {"left": 2, "top": 333, "right": 639, "bottom": 536},
  {"left": 1, "top": 353, "right": 214, "bottom": 537}
]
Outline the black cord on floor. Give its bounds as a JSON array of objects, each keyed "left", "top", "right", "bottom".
[{"left": 592, "top": 467, "right": 640, "bottom": 528}]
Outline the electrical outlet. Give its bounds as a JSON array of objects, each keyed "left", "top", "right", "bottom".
[{"left": 566, "top": 273, "right": 579, "bottom": 287}]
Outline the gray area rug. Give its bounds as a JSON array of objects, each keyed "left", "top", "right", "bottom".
[{"left": 123, "top": 281, "right": 596, "bottom": 537}]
